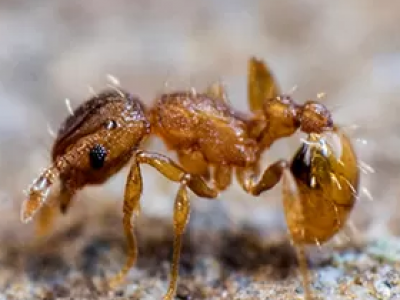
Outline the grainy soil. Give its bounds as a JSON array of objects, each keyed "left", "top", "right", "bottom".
[{"left": 1, "top": 206, "right": 400, "bottom": 300}]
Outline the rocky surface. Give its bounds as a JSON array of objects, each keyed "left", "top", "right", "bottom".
[{"left": 1, "top": 208, "right": 400, "bottom": 300}]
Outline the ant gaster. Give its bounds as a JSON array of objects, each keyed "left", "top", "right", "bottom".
[{"left": 21, "top": 57, "right": 360, "bottom": 300}]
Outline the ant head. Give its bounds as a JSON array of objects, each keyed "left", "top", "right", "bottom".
[
  {"left": 22, "top": 90, "right": 151, "bottom": 223},
  {"left": 52, "top": 89, "right": 150, "bottom": 178},
  {"left": 298, "top": 101, "right": 333, "bottom": 134}
]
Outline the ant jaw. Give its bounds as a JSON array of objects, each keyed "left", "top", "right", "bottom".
[{"left": 20, "top": 167, "right": 58, "bottom": 223}]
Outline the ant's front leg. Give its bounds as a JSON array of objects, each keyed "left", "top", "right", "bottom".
[
  {"left": 162, "top": 178, "right": 190, "bottom": 300},
  {"left": 136, "top": 151, "right": 219, "bottom": 300},
  {"left": 108, "top": 157, "right": 143, "bottom": 288},
  {"left": 35, "top": 181, "right": 77, "bottom": 238},
  {"left": 236, "top": 161, "right": 313, "bottom": 300},
  {"left": 109, "top": 150, "right": 219, "bottom": 300},
  {"left": 35, "top": 200, "right": 58, "bottom": 238},
  {"left": 21, "top": 166, "right": 59, "bottom": 223},
  {"left": 58, "top": 181, "right": 77, "bottom": 214}
]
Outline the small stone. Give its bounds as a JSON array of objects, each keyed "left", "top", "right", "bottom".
[{"left": 374, "top": 280, "right": 392, "bottom": 298}]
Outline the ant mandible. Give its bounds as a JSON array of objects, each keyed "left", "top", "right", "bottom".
[{"left": 21, "top": 57, "right": 360, "bottom": 300}]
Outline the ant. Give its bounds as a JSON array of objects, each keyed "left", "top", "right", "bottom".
[{"left": 21, "top": 57, "right": 360, "bottom": 300}]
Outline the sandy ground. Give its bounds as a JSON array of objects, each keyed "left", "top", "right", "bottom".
[{"left": 1, "top": 1, "right": 400, "bottom": 299}]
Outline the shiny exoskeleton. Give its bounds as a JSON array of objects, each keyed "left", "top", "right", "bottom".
[{"left": 21, "top": 57, "right": 360, "bottom": 300}]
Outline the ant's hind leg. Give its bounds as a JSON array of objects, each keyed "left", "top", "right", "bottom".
[
  {"left": 248, "top": 57, "right": 280, "bottom": 112},
  {"left": 236, "top": 161, "right": 313, "bottom": 300},
  {"left": 281, "top": 169, "right": 314, "bottom": 300},
  {"left": 108, "top": 159, "right": 142, "bottom": 288}
]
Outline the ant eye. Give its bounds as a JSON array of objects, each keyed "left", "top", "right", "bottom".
[
  {"left": 89, "top": 144, "right": 107, "bottom": 170},
  {"left": 105, "top": 120, "right": 118, "bottom": 130}
]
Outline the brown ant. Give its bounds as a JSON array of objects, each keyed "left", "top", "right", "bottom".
[{"left": 21, "top": 57, "right": 360, "bottom": 300}]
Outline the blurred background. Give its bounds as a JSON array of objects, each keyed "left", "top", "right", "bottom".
[{"left": 0, "top": 0, "right": 399, "bottom": 298}]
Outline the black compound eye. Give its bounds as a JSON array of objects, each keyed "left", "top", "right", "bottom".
[{"left": 89, "top": 144, "right": 107, "bottom": 170}]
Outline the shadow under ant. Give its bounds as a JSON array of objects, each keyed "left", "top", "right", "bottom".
[
  {"left": 75, "top": 213, "right": 304, "bottom": 281},
  {"left": 218, "top": 228, "right": 298, "bottom": 279}
]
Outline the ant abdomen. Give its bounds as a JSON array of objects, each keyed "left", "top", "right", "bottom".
[{"left": 286, "top": 126, "right": 360, "bottom": 245}]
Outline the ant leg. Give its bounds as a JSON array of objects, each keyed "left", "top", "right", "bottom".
[
  {"left": 108, "top": 158, "right": 142, "bottom": 288},
  {"left": 137, "top": 151, "right": 219, "bottom": 199},
  {"left": 236, "top": 160, "right": 287, "bottom": 196},
  {"left": 214, "top": 165, "right": 232, "bottom": 191},
  {"left": 248, "top": 57, "right": 280, "bottom": 112},
  {"left": 35, "top": 181, "right": 76, "bottom": 238},
  {"left": 281, "top": 170, "right": 313, "bottom": 300},
  {"left": 177, "top": 149, "right": 211, "bottom": 181},
  {"left": 163, "top": 179, "right": 190, "bottom": 300},
  {"left": 236, "top": 161, "right": 313, "bottom": 300},
  {"left": 21, "top": 166, "right": 59, "bottom": 223},
  {"left": 35, "top": 201, "right": 57, "bottom": 238},
  {"left": 136, "top": 151, "right": 219, "bottom": 299},
  {"left": 58, "top": 183, "right": 76, "bottom": 214}
]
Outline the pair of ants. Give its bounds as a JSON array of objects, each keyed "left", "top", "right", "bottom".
[{"left": 21, "top": 57, "right": 359, "bottom": 300}]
